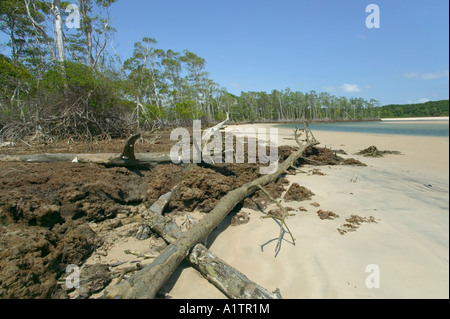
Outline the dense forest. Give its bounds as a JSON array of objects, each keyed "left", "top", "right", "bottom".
[
  {"left": 0, "top": 1, "right": 447, "bottom": 141},
  {"left": 378, "top": 100, "right": 449, "bottom": 118}
]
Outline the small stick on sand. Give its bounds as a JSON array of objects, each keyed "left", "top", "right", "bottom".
[{"left": 257, "top": 184, "right": 296, "bottom": 255}]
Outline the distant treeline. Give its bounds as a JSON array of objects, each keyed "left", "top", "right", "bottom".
[
  {"left": 0, "top": 0, "right": 447, "bottom": 141},
  {"left": 378, "top": 100, "right": 449, "bottom": 118}
]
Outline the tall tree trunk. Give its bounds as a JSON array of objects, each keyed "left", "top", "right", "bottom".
[
  {"left": 24, "top": 0, "right": 57, "bottom": 62},
  {"left": 79, "top": 0, "right": 94, "bottom": 67},
  {"left": 278, "top": 93, "right": 284, "bottom": 120},
  {"left": 52, "top": 0, "right": 65, "bottom": 62},
  {"left": 87, "top": 29, "right": 94, "bottom": 67}
]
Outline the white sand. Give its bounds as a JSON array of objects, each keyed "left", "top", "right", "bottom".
[{"left": 166, "top": 124, "right": 449, "bottom": 299}]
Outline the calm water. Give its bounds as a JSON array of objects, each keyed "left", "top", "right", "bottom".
[{"left": 277, "top": 119, "right": 449, "bottom": 137}]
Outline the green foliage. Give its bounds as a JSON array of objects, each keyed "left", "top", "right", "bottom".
[
  {"left": 41, "top": 61, "right": 121, "bottom": 109},
  {"left": 4, "top": 2, "right": 446, "bottom": 141},
  {"left": 0, "top": 53, "right": 36, "bottom": 124},
  {"left": 379, "top": 100, "right": 449, "bottom": 118},
  {"left": 139, "top": 103, "right": 165, "bottom": 121},
  {"left": 174, "top": 101, "right": 203, "bottom": 120},
  {"left": 218, "top": 89, "right": 381, "bottom": 122},
  {"left": 0, "top": 54, "right": 36, "bottom": 98}
]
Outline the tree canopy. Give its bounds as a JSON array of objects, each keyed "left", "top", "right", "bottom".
[
  {"left": 0, "top": 1, "right": 447, "bottom": 140},
  {"left": 378, "top": 100, "right": 449, "bottom": 118}
]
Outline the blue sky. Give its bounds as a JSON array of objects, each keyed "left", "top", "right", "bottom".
[
  {"left": 106, "top": 0, "right": 449, "bottom": 105},
  {"left": 2, "top": 0, "right": 449, "bottom": 105}
]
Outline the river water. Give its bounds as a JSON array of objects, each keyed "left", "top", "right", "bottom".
[{"left": 277, "top": 118, "right": 449, "bottom": 137}]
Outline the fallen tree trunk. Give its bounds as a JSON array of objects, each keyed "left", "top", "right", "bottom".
[
  {"left": 140, "top": 201, "right": 281, "bottom": 299},
  {"left": 0, "top": 152, "right": 173, "bottom": 167},
  {"left": 188, "top": 243, "right": 282, "bottom": 299},
  {"left": 0, "top": 118, "right": 230, "bottom": 167},
  {"left": 102, "top": 128, "right": 319, "bottom": 299}
]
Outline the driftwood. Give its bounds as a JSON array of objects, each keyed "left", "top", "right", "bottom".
[
  {"left": 0, "top": 152, "right": 173, "bottom": 167},
  {"left": 137, "top": 196, "right": 281, "bottom": 299},
  {"left": 188, "top": 243, "right": 282, "bottom": 299},
  {"left": 114, "top": 189, "right": 280, "bottom": 299},
  {"left": 2, "top": 121, "right": 316, "bottom": 299},
  {"left": 0, "top": 117, "right": 229, "bottom": 167},
  {"left": 120, "top": 133, "right": 141, "bottom": 160},
  {"left": 257, "top": 184, "right": 296, "bottom": 255},
  {"left": 102, "top": 127, "right": 319, "bottom": 299},
  {"left": 0, "top": 134, "right": 171, "bottom": 167},
  {"left": 201, "top": 112, "right": 229, "bottom": 145}
]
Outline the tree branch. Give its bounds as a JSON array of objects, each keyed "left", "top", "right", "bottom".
[
  {"left": 102, "top": 126, "right": 319, "bottom": 299},
  {"left": 256, "top": 184, "right": 296, "bottom": 255}
]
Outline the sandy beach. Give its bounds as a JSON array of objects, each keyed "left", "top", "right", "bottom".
[{"left": 165, "top": 123, "right": 449, "bottom": 299}]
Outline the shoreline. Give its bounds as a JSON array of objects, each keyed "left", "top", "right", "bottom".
[
  {"left": 167, "top": 124, "right": 449, "bottom": 299},
  {"left": 234, "top": 118, "right": 450, "bottom": 139},
  {"left": 228, "top": 116, "right": 449, "bottom": 126},
  {"left": 381, "top": 116, "right": 449, "bottom": 121}
]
